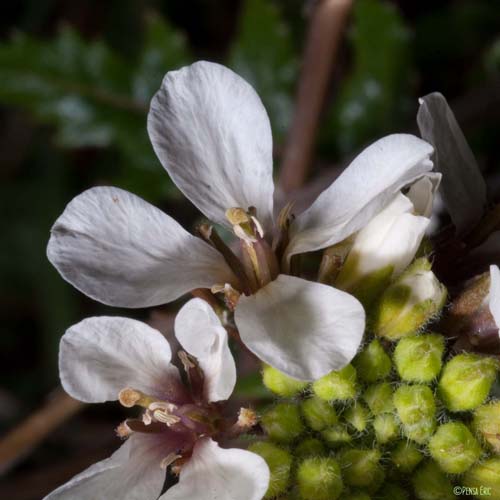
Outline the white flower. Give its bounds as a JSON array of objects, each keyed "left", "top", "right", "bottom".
[
  {"left": 45, "top": 298, "right": 269, "bottom": 500},
  {"left": 48, "top": 61, "right": 434, "bottom": 381},
  {"left": 336, "top": 175, "right": 440, "bottom": 292}
]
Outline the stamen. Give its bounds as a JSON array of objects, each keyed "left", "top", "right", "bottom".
[
  {"left": 119, "top": 388, "right": 149, "bottom": 408},
  {"left": 227, "top": 407, "right": 259, "bottom": 437},
  {"left": 149, "top": 401, "right": 181, "bottom": 426},
  {"left": 115, "top": 420, "right": 132, "bottom": 439},
  {"left": 211, "top": 283, "right": 241, "bottom": 310},
  {"left": 178, "top": 351, "right": 205, "bottom": 404},
  {"left": 237, "top": 407, "right": 258, "bottom": 430},
  {"left": 226, "top": 207, "right": 252, "bottom": 226},
  {"left": 178, "top": 350, "right": 195, "bottom": 370},
  {"left": 152, "top": 409, "right": 181, "bottom": 426},
  {"left": 160, "top": 453, "right": 182, "bottom": 470},
  {"left": 197, "top": 223, "right": 252, "bottom": 295},
  {"left": 142, "top": 410, "right": 153, "bottom": 426}
]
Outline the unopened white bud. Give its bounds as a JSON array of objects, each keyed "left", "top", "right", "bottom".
[
  {"left": 336, "top": 190, "right": 431, "bottom": 305},
  {"left": 373, "top": 259, "right": 447, "bottom": 340}
]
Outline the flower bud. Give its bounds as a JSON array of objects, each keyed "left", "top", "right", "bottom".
[
  {"left": 442, "top": 270, "right": 500, "bottom": 355},
  {"left": 354, "top": 339, "right": 392, "bottom": 382},
  {"left": 301, "top": 397, "right": 338, "bottom": 431},
  {"left": 344, "top": 402, "right": 371, "bottom": 433},
  {"left": 248, "top": 441, "right": 292, "bottom": 499},
  {"left": 296, "top": 457, "right": 343, "bottom": 500},
  {"left": 295, "top": 438, "right": 326, "bottom": 458},
  {"left": 438, "top": 353, "right": 498, "bottom": 412},
  {"left": 321, "top": 425, "right": 352, "bottom": 447},
  {"left": 372, "top": 259, "right": 447, "bottom": 340},
  {"left": 428, "top": 422, "right": 481, "bottom": 474},
  {"left": 472, "top": 401, "right": 500, "bottom": 452},
  {"left": 363, "top": 382, "right": 394, "bottom": 415},
  {"left": 411, "top": 461, "right": 455, "bottom": 500},
  {"left": 312, "top": 364, "right": 358, "bottom": 402},
  {"left": 344, "top": 493, "right": 371, "bottom": 500},
  {"left": 464, "top": 457, "right": 500, "bottom": 500},
  {"left": 373, "top": 414, "right": 399, "bottom": 444},
  {"left": 261, "top": 403, "right": 304, "bottom": 443},
  {"left": 338, "top": 448, "right": 384, "bottom": 492},
  {"left": 378, "top": 482, "right": 409, "bottom": 500},
  {"left": 393, "top": 333, "right": 444, "bottom": 382},
  {"left": 391, "top": 441, "right": 423, "bottom": 473},
  {"left": 262, "top": 364, "right": 308, "bottom": 398},
  {"left": 393, "top": 384, "right": 436, "bottom": 444},
  {"left": 336, "top": 193, "right": 430, "bottom": 307}
]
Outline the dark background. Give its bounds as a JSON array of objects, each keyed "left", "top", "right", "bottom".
[{"left": 0, "top": 0, "right": 499, "bottom": 497}]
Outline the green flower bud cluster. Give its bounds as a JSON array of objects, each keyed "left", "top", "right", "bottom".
[{"left": 253, "top": 338, "right": 500, "bottom": 499}]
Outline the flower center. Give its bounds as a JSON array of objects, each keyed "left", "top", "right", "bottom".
[{"left": 114, "top": 353, "right": 258, "bottom": 475}]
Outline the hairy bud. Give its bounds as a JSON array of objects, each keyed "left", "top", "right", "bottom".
[
  {"left": 338, "top": 448, "right": 384, "bottom": 492},
  {"left": 312, "top": 364, "right": 358, "bottom": 401},
  {"left": 261, "top": 403, "right": 304, "bottom": 443},
  {"left": 464, "top": 458, "right": 500, "bottom": 500},
  {"left": 262, "top": 364, "right": 308, "bottom": 397},
  {"left": 300, "top": 397, "right": 337, "bottom": 431},
  {"left": 472, "top": 401, "right": 500, "bottom": 452},
  {"left": 354, "top": 339, "right": 392, "bottom": 382},
  {"left": 372, "top": 259, "right": 447, "bottom": 340},
  {"left": 248, "top": 442, "right": 292, "bottom": 499},
  {"left": 363, "top": 382, "right": 394, "bottom": 415},
  {"left": 411, "top": 461, "right": 455, "bottom": 500},
  {"left": 393, "top": 384, "right": 436, "bottom": 444},
  {"left": 296, "top": 457, "right": 343, "bottom": 500},
  {"left": 438, "top": 353, "right": 498, "bottom": 412},
  {"left": 393, "top": 333, "right": 444, "bottom": 382},
  {"left": 428, "top": 422, "right": 481, "bottom": 474}
]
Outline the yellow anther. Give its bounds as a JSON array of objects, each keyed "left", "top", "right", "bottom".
[
  {"left": 237, "top": 407, "right": 258, "bottom": 429},
  {"left": 115, "top": 420, "right": 132, "bottom": 439},
  {"left": 119, "top": 388, "right": 143, "bottom": 408},
  {"left": 149, "top": 401, "right": 181, "bottom": 426},
  {"left": 226, "top": 207, "right": 251, "bottom": 225}
]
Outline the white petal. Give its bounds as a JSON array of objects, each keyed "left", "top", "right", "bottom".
[
  {"left": 148, "top": 61, "right": 274, "bottom": 231},
  {"left": 336, "top": 193, "right": 430, "bottom": 288},
  {"left": 44, "top": 433, "right": 167, "bottom": 500},
  {"left": 286, "top": 134, "right": 433, "bottom": 259},
  {"left": 47, "top": 186, "right": 235, "bottom": 308},
  {"left": 174, "top": 298, "right": 236, "bottom": 402},
  {"left": 235, "top": 275, "right": 365, "bottom": 381},
  {"left": 60, "top": 316, "right": 182, "bottom": 403},
  {"left": 406, "top": 173, "right": 441, "bottom": 218},
  {"left": 160, "top": 438, "right": 270, "bottom": 500},
  {"left": 417, "top": 92, "right": 487, "bottom": 234},
  {"left": 489, "top": 265, "right": 500, "bottom": 333}
]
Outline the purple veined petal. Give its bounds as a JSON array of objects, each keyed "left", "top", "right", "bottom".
[
  {"left": 148, "top": 61, "right": 275, "bottom": 233},
  {"left": 235, "top": 275, "right": 365, "bottom": 381},
  {"left": 43, "top": 433, "right": 168, "bottom": 500},
  {"left": 160, "top": 438, "right": 270, "bottom": 500},
  {"left": 285, "top": 134, "right": 434, "bottom": 261},
  {"left": 59, "top": 316, "right": 185, "bottom": 404},
  {"left": 417, "top": 92, "right": 487, "bottom": 234},
  {"left": 47, "top": 186, "right": 235, "bottom": 308},
  {"left": 174, "top": 298, "right": 236, "bottom": 403}
]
